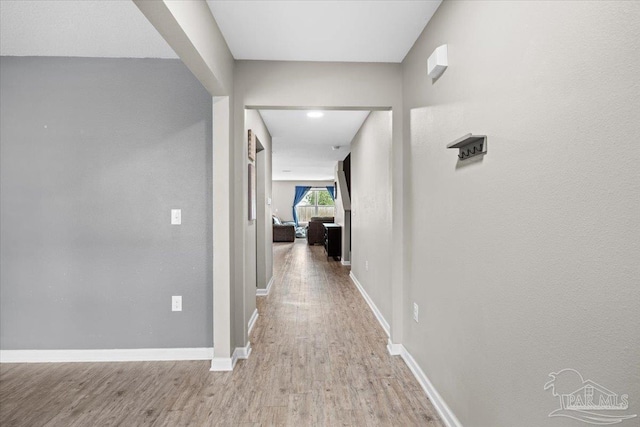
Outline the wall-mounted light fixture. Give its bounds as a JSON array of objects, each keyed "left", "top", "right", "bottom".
[{"left": 427, "top": 44, "right": 448, "bottom": 79}]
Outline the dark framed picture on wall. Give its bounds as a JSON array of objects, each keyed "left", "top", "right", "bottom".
[
  {"left": 248, "top": 129, "right": 256, "bottom": 162},
  {"left": 248, "top": 163, "right": 256, "bottom": 221}
]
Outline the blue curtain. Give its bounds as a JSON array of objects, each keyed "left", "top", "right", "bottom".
[
  {"left": 326, "top": 186, "right": 335, "bottom": 200},
  {"left": 292, "top": 186, "right": 311, "bottom": 226}
]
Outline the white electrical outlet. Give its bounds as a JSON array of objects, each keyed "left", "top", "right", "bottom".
[
  {"left": 365, "top": 260, "right": 369, "bottom": 271},
  {"left": 172, "top": 295, "right": 182, "bottom": 311},
  {"left": 413, "top": 303, "right": 419, "bottom": 323},
  {"left": 171, "top": 209, "right": 181, "bottom": 225}
]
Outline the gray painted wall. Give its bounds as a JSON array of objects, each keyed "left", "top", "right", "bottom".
[
  {"left": 0, "top": 57, "right": 213, "bottom": 350},
  {"left": 402, "top": 1, "right": 640, "bottom": 426},
  {"left": 242, "top": 108, "right": 272, "bottom": 347},
  {"left": 247, "top": 110, "right": 273, "bottom": 293},
  {"left": 350, "top": 111, "right": 393, "bottom": 324}
]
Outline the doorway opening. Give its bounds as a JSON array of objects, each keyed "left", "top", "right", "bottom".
[{"left": 251, "top": 107, "right": 377, "bottom": 277}]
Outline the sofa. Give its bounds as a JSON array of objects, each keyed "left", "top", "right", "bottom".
[
  {"left": 273, "top": 215, "right": 295, "bottom": 242},
  {"left": 307, "top": 217, "right": 335, "bottom": 245}
]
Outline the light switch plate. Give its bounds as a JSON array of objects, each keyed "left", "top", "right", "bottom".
[{"left": 171, "top": 209, "right": 181, "bottom": 225}]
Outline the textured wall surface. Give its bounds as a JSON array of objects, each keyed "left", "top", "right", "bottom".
[
  {"left": 0, "top": 57, "right": 213, "bottom": 350},
  {"left": 350, "top": 111, "right": 393, "bottom": 324},
  {"left": 402, "top": 1, "right": 640, "bottom": 426}
]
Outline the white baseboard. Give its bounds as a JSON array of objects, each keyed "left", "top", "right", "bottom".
[
  {"left": 234, "top": 341, "right": 252, "bottom": 361},
  {"left": 349, "top": 274, "right": 461, "bottom": 427},
  {"left": 210, "top": 341, "right": 252, "bottom": 372},
  {"left": 386, "top": 338, "right": 403, "bottom": 356},
  {"left": 400, "top": 346, "right": 462, "bottom": 427},
  {"left": 0, "top": 347, "right": 213, "bottom": 364},
  {"left": 341, "top": 260, "right": 351, "bottom": 266},
  {"left": 256, "top": 276, "right": 274, "bottom": 296},
  {"left": 210, "top": 356, "right": 233, "bottom": 371},
  {"left": 248, "top": 308, "right": 259, "bottom": 335},
  {"left": 349, "top": 272, "right": 390, "bottom": 336}
]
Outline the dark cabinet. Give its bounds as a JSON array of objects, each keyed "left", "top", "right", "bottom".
[{"left": 323, "top": 223, "right": 342, "bottom": 259}]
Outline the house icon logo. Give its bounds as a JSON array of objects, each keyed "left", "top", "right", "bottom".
[{"left": 545, "top": 369, "right": 637, "bottom": 425}]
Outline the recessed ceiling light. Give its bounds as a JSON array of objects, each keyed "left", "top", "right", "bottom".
[
  {"left": 307, "top": 111, "right": 324, "bottom": 118},
  {"left": 332, "top": 146, "right": 341, "bottom": 150},
  {"left": 283, "top": 170, "right": 292, "bottom": 173}
]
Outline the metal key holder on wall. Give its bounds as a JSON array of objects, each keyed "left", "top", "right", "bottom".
[{"left": 447, "top": 134, "right": 487, "bottom": 160}]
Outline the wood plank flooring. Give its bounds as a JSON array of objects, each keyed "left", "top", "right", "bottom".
[{"left": 0, "top": 240, "right": 442, "bottom": 426}]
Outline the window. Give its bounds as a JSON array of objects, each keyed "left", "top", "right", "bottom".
[{"left": 296, "top": 188, "right": 335, "bottom": 223}]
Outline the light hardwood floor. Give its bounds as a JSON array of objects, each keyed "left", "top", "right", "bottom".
[{"left": 0, "top": 240, "right": 442, "bottom": 426}]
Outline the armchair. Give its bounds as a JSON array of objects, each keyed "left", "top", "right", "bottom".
[{"left": 273, "top": 215, "right": 295, "bottom": 242}]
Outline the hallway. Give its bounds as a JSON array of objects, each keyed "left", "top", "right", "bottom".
[
  {"left": 0, "top": 240, "right": 442, "bottom": 426},
  {"left": 254, "top": 240, "right": 442, "bottom": 425}
]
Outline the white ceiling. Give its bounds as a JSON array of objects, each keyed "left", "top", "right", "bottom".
[
  {"left": 1, "top": 1, "right": 441, "bottom": 62},
  {"left": 207, "top": 0, "right": 442, "bottom": 63},
  {"left": 260, "top": 110, "right": 370, "bottom": 181},
  {"left": 0, "top": 0, "right": 178, "bottom": 58},
  {"left": 1, "top": 1, "right": 438, "bottom": 181}
]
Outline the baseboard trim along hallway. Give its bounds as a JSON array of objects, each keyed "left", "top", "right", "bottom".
[
  {"left": 233, "top": 341, "right": 252, "bottom": 363},
  {"left": 349, "top": 271, "right": 462, "bottom": 427},
  {"left": 399, "top": 344, "right": 463, "bottom": 427},
  {"left": 0, "top": 347, "right": 213, "bottom": 363},
  {"left": 256, "top": 276, "right": 274, "bottom": 296},
  {"left": 210, "top": 341, "right": 252, "bottom": 372},
  {"left": 210, "top": 357, "right": 233, "bottom": 371},
  {"left": 387, "top": 338, "right": 403, "bottom": 356},
  {"left": 349, "top": 271, "right": 390, "bottom": 336},
  {"left": 248, "top": 308, "right": 259, "bottom": 335}
]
